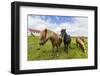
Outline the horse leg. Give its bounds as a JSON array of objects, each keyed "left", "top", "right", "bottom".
[
  {"left": 64, "top": 44, "right": 66, "bottom": 52},
  {"left": 56, "top": 46, "right": 59, "bottom": 56},
  {"left": 64, "top": 44, "right": 68, "bottom": 53},
  {"left": 66, "top": 44, "right": 68, "bottom": 54},
  {"left": 52, "top": 46, "right": 57, "bottom": 57},
  {"left": 51, "top": 46, "right": 55, "bottom": 57}
]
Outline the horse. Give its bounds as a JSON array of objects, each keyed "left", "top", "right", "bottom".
[
  {"left": 76, "top": 37, "right": 85, "bottom": 52},
  {"left": 39, "top": 28, "right": 62, "bottom": 56},
  {"left": 61, "top": 29, "right": 71, "bottom": 53},
  {"left": 79, "top": 36, "right": 85, "bottom": 43}
]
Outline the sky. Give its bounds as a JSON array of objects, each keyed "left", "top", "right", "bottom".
[{"left": 28, "top": 15, "right": 88, "bottom": 36}]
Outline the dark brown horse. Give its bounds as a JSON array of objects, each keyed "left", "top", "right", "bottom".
[
  {"left": 61, "top": 29, "right": 71, "bottom": 53},
  {"left": 39, "top": 29, "right": 62, "bottom": 55}
]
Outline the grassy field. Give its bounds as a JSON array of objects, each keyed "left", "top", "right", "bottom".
[{"left": 28, "top": 36, "right": 88, "bottom": 61}]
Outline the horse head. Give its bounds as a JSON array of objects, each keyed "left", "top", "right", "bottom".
[
  {"left": 61, "top": 29, "right": 67, "bottom": 38},
  {"left": 39, "top": 28, "right": 48, "bottom": 45}
]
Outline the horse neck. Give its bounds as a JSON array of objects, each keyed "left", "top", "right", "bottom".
[
  {"left": 43, "top": 31, "right": 51, "bottom": 43},
  {"left": 44, "top": 37, "right": 49, "bottom": 43},
  {"left": 46, "top": 30, "right": 59, "bottom": 42},
  {"left": 65, "top": 32, "right": 68, "bottom": 35}
]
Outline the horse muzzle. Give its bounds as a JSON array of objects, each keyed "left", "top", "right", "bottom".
[
  {"left": 39, "top": 42, "right": 43, "bottom": 45},
  {"left": 39, "top": 41, "right": 45, "bottom": 45}
]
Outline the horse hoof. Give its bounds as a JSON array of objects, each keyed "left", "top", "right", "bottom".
[{"left": 51, "top": 54, "right": 54, "bottom": 57}]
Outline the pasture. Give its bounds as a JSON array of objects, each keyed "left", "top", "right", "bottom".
[{"left": 28, "top": 36, "right": 88, "bottom": 61}]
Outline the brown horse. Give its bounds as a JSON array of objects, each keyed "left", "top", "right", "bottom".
[
  {"left": 39, "top": 29, "right": 62, "bottom": 55},
  {"left": 79, "top": 36, "right": 85, "bottom": 43},
  {"left": 76, "top": 37, "right": 85, "bottom": 52}
]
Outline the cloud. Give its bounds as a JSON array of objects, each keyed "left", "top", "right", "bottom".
[
  {"left": 28, "top": 16, "right": 48, "bottom": 31},
  {"left": 28, "top": 15, "right": 88, "bottom": 36}
]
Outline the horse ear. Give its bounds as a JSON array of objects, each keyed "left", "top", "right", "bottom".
[{"left": 45, "top": 28, "right": 47, "bottom": 33}]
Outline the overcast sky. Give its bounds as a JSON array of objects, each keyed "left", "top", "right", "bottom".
[{"left": 28, "top": 15, "right": 88, "bottom": 36}]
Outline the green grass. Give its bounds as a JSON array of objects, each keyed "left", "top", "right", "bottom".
[{"left": 28, "top": 36, "right": 88, "bottom": 61}]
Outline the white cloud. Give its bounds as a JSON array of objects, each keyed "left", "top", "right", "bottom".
[
  {"left": 28, "top": 16, "right": 88, "bottom": 36},
  {"left": 28, "top": 16, "right": 48, "bottom": 31},
  {"left": 57, "top": 17, "right": 88, "bottom": 36}
]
